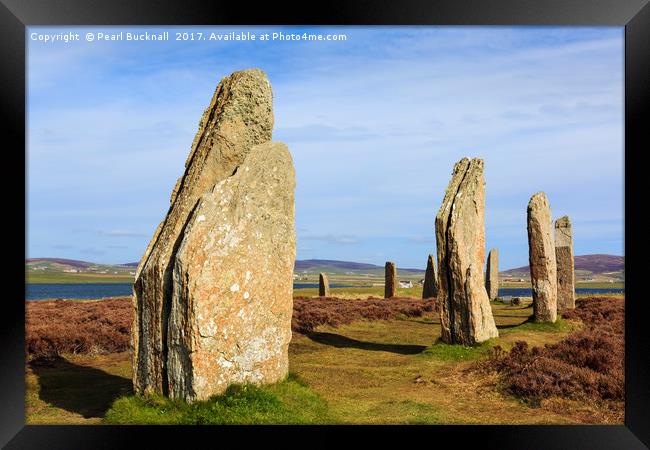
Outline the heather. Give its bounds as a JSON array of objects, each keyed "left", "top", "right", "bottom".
[
  {"left": 479, "top": 296, "right": 624, "bottom": 405},
  {"left": 27, "top": 296, "right": 437, "bottom": 359},
  {"left": 26, "top": 298, "right": 132, "bottom": 360},
  {"left": 292, "top": 296, "right": 436, "bottom": 333}
]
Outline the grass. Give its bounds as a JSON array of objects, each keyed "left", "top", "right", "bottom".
[
  {"left": 26, "top": 353, "right": 132, "bottom": 424},
  {"left": 27, "top": 272, "right": 134, "bottom": 284},
  {"left": 419, "top": 339, "right": 498, "bottom": 362},
  {"left": 105, "top": 374, "right": 335, "bottom": 425},
  {"left": 26, "top": 295, "right": 624, "bottom": 425},
  {"left": 575, "top": 282, "right": 624, "bottom": 289},
  {"left": 283, "top": 303, "right": 587, "bottom": 424}
]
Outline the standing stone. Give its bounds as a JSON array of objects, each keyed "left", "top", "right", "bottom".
[
  {"left": 485, "top": 248, "right": 499, "bottom": 300},
  {"left": 527, "top": 192, "right": 558, "bottom": 323},
  {"left": 319, "top": 273, "right": 330, "bottom": 297},
  {"left": 385, "top": 262, "right": 396, "bottom": 299},
  {"left": 167, "top": 142, "right": 295, "bottom": 401},
  {"left": 422, "top": 254, "right": 438, "bottom": 299},
  {"left": 555, "top": 216, "right": 575, "bottom": 311},
  {"left": 435, "top": 158, "right": 498, "bottom": 345},
  {"left": 132, "top": 68, "right": 277, "bottom": 398}
]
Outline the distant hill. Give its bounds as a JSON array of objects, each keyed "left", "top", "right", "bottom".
[
  {"left": 27, "top": 257, "right": 424, "bottom": 274},
  {"left": 295, "top": 259, "right": 423, "bottom": 273},
  {"left": 501, "top": 254, "right": 624, "bottom": 276},
  {"left": 29, "top": 255, "right": 623, "bottom": 279},
  {"left": 27, "top": 258, "right": 92, "bottom": 269},
  {"left": 295, "top": 259, "right": 378, "bottom": 271},
  {"left": 573, "top": 254, "right": 624, "bottom": 273}
]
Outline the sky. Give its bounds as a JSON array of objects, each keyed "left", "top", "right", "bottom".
[{"left": 26, "top": 26, "right": 624, "bottom": 270}]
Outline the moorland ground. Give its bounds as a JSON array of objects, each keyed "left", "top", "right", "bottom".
[{"left": 25, "top": 289, "right": 624, "bottom": 425}]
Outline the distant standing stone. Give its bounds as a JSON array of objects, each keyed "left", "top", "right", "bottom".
[
  {"left": 527, "top": 192, "right": 558, "bottom": 323},
  {"left": 385, "top": 262, "right": 396, "bottom": 299},
  {"left": 485, "top": 248, "right": 499, "bottom": 300},
  {"left": 435, "top": 158, "right": 498, "bottom": 345},
  {"left": 555, "top": 216, "right": 576, "bottom": 311},
  {"left": 319, "top": 272, "right": 330, "bottom": 297},
  {"left": 422, "top": 254, "right": 438, "bottom": 299}
]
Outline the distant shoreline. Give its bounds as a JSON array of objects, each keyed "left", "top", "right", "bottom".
[
  {"left": 25, "top": 273, "right": 624, "bottom": 291},
  {"left": 25, "top": 282, "right": 624, "bottom": 301}
]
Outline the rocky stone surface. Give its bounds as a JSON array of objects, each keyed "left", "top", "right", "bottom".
[
  {"left": 435, "top": 158, "right": 498, "bottom": 345},
  {"left": 555, "top": 216, "right": 576, "bottom": 311},
  {"left": 422, "top": 254, "right": 438, "bottom": 299},
  {"left": 485, "top": 248, "right": 499, "bottom": 300},
  {"left": 319, "top": 273, "right": 330, "bottom": 297},
  {"left": 527, "top": 192, "right": 558, "bottom": 323},
  {"left": 132, "top": 68, "right": 282, "bottom": 398},
  {"left": 385, "top": 262, "right": 396, "bottom": 299},
  {"left": 167, "top": 141, "right": 295, "bottom": 401}
]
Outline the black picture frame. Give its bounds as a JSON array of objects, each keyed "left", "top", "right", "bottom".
[{"left": 2, "top": 0, "right": 648, "bottom": 448}]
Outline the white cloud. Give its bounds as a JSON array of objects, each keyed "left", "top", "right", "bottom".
[{"left": 26, "top": 26, "right": 624, "bottom": 267}]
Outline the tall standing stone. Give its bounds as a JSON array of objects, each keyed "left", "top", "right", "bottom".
[
  {"left": 319, "top": 273, "right": 330, "bottom": 297},
  {"left": 435, "top": 158, "right": 498, "bottom": 345},
  {"left": 485, "top": 248, "right": 499, "bottom": 300},
  {"left": 167, "top": 142, "right": 295, "bottom": 401},
  {"left": 132, "top": 69, "right": 278, "bottom": 398},
  {"left": 385, "top": 262, "right": 396, "bottom": 299},
  {"left": 555, "top": 216, "right": 575, "bottom": 311},
  {"left": 527, "top": 192, "right": 557, "bottom": 323},
  {"left": 422, "top": 254, "right": 438, "bottom": 299}
]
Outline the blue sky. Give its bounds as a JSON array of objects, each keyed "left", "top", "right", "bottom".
[{"left": 27, "top": 26, "right": 624, "bottom": 270}]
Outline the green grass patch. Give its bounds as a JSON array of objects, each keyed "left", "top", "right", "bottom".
[
  {"left": 575, "top": 282, "right": 624, "bottom": 289},
  {"left": 419, "top": 339, "right": 497, "bottom": 362},
  {"left": 27, "top": 272, "right": 134, "bottom": 284},
  {"left": 104, "top": 374, "right": 336, "bottom": 425}
]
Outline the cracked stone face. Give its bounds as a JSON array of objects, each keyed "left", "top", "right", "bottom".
[
  {"left": 131, "top": 69, "right": 294, "bottom": 401},
  {"left": 166, "top": 142, "right": 295, "bottom": 401},
  {"left": 555, "top": 215, "right": 575, "bottom": 311},
  {"left": 527, "top": 192, "right": 558, "bottom": 323},
  {"left": 435, "top": 158, "right": 498, "bottom": 345}
]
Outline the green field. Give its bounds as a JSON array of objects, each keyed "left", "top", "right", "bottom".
[
  {"left": 26, "top": 272, "right": 134, "bottom": 284},
  {"left": 27, "top": 271, "right": 624, "bottom": 296}
]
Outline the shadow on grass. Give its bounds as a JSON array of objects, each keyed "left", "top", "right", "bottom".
[
  {"left": 496, "top": 315, "right": 534, "bottom": 329},
  {"left": 407, "top": 319, "right": 440, "bottom": 325},
  {"left": 305, "top": 332, "right": 427, "bottom": 355},
  {"left": 29, "top": 355, "right": 132, "bottom": 419}
]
